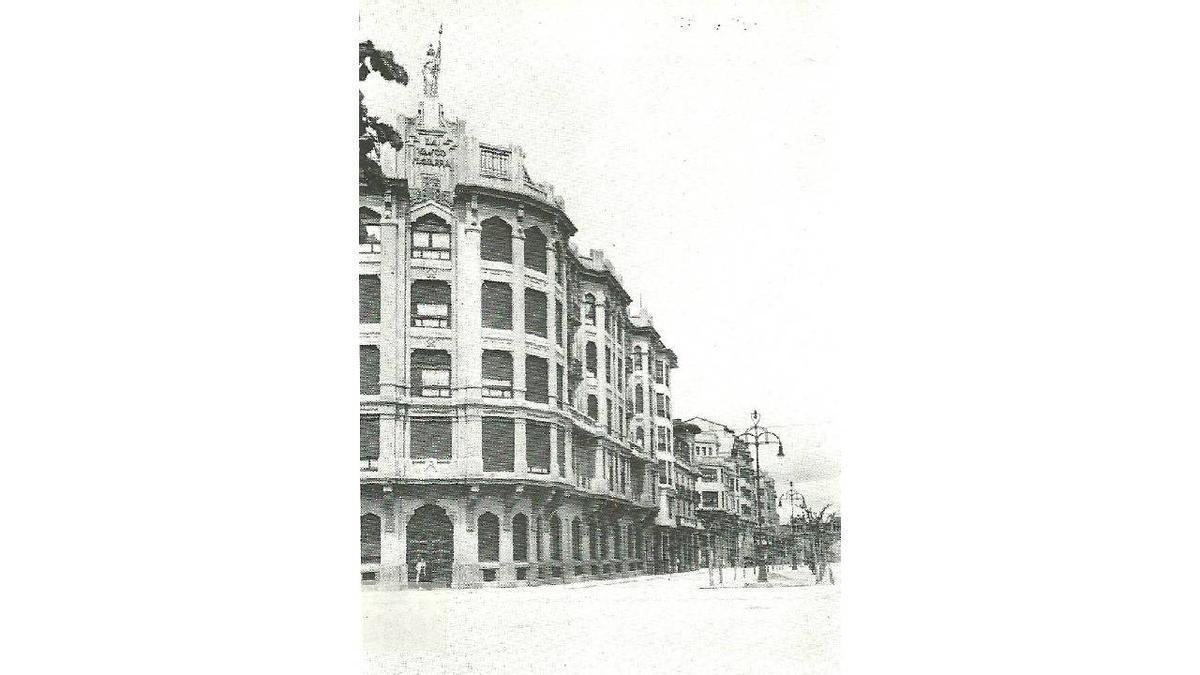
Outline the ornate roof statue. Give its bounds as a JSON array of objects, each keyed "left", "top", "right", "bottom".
[{"left": 422, "top": 24, "right": 443, "bottom": 98}]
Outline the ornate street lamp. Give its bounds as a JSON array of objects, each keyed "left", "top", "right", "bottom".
[{"left": 732, "top": 410, "right": 785, "bottom": 583}]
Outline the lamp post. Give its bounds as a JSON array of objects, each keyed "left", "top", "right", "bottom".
[
  {"left": 779, "top": 480, "right": 804, "bottom": 570},
  {"left": 732, "top": 410, "right": 785, "bottom": 583}
]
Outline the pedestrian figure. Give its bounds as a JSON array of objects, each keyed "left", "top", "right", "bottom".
[{"left": 415, "top": 555, "right": 430, "bottom": 589}]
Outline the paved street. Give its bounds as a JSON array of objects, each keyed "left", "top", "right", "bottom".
[{"left": 363, "top": 566, "right": 840, "bottom": 674}]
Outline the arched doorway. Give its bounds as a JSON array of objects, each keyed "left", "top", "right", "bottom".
[{"left": 407, "top": 504, "right": 454, "bottom": 587}]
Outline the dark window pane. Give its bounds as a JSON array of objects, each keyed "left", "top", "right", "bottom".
[
  {"left": 360, "top": 345, "right": 380, "bottom": 395},
  {"left": 524, "top": 288, "right": 547, "bottom": 337},
  {"left": 410, "top": 418, "right": 452, "bottom": 461},
  {"left": 481, "top": 219, "right": 512, "bottom": 263},
  {"left": 481, "top": 281, "right": 513, "bottom": 329},
  {"left": 555, "top": 301, "right": 564, "bottom": 345},
  {"left": 526, "top": 421, "right": 551, "bottom": 473},
  {"left": 410, "top": 349, "right": 451, "bottom": 397},
  {"left": 360, "top": 513, "right": 381, "bottom": 563},
  {"left": 557, "top": 427, "right": 566, "bottom": 477},
  {"left": 478, "top": 513, "right": 500, "bottom": 562},
  {"left": 411, "top": 280, "right": 451, "bottom": 328},
  {"left": 360, "top": 415, "right": 380, "bottom": 459},
  {"left": 359, "top": 275, "right": 380, "bottom": 323},
  {"left": 524, "top": 227, "right": 547, "bottom": 273},
  {"left": 513, "top": 514, "right": 529, "bottom": 562},
  {"left": 525, "top": 356, "right": 548, "bottom": 404},
  {"left": 482, "top": 417, "right": 515, "bottom": 472}
]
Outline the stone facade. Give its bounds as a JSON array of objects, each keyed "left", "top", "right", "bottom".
[{"left": 360, "top": 85, "right": 663, "bottom": 588}]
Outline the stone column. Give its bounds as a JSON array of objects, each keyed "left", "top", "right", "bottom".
[
  {"left": 457, "top": 494, "right": 481, "bottom": 588},
  {"left": 548, "top": 425, "right": 559, "bottom": 478},
  {"left": 378, "top": 210, "right": 401, "bottom": 401},
  {"left": 459, "top": 199, "right": 483, "bottom": 399},
  {"left": 499, "top": 508, "right": 515, "bottom": 584},
  {"left": 514, "top": 418, "right": 528, "bottom": 474},
  {"left": 512, "top": 208, "right": 527, "bottom": 402},
  {"left": 378, "top": 487, "right": 404, "bottom": 587}
]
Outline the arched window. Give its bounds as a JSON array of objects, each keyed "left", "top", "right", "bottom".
[
  {"left": 633, "top": 346, "right": 643, "bottom": 371},
  {"left": 585, "top": 342, "right": 597, "bottom": 376},
  {"left": 583, "top": 294, "right": 596, "bottom": 326},
  {"left": 411, "top": 215, "right": 450, "bottom": 260},
  {"left": 549, "top": 515, "right": 562, "bottom": 561},
  {"left": 481, "top": 218, "right": 512, "bottom": 263},
  {"left": 512, "top": 513, "right": 529, "bottom": 562},
  {"left": 635, "top": 384, "right": 644, "bottom": 413},
  {"left": 360, "top": 513, "right": 381, "bottom": 564},
  {"left": 478, "top": 512, "right": 500, "bottom": 562},
  {"left": 571, "top": 518, "right": 583, "bottom": 560},
  {"left": 524, "top": 227, "right": 547, "bottom": 273}
]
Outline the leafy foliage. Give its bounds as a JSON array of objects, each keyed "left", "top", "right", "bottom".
[{"left": 359, "top": 41, "right": 408, "bottom": 193}]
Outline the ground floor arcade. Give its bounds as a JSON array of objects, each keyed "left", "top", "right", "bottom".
[{"left": 360, "top": 481, "right": 658, "bottom": 588}]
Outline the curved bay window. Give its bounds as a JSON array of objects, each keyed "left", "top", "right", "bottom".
[
  {"left": 481, "top": 218, "right": 512, "bottom": 263},
  {"left": 411, "top": 280, "right": 451, "bottom": 328},
  {"left": 482, "top": 417, "right": 516, "bottom": 472},
  {"left": 410, "top": 349, "right": 451, "bottom": 397},
  {"left": 526, "top": 420, "right": 551, "bottom": 473},
  {"left": 512, "top": 513, "right": 529, "bottom": 563},
  {"left": 481, "top": 281, "right": 513, "bottom": 330},
  {"left": 524, "top": 227, "right": 547, "bottom": 273},
  {"left": 411, "top": 216, "right": 450, "bottom": 260}
]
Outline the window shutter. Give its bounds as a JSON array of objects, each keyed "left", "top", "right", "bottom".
[
  {"left": 410, "top": 418, "right": 452, "bottom": 461},
  {"left": 525, "top": 356, "right": 548, "bottom": 403},
  {"left": 359, "top": 275, "right": 380, "bottom": 323},
  {"left": 360, "top": 415, "right": 380, "bottom": 459},
  {"left": 410, "top": 350, "right": 450, "bottom": 394},
  {"left": 412, "top": 279, "right": 451, "bottom": 305},
  {"left": 524, "top": 228, "right": 547, "bottom": 273},
  {"left": 360, "top": 345, "right": 380, "bottom": 395},
  {"left": 481, "top": 417, "right": 515, "bottom": 472},
  {"left": 526, "top": 421, "right": 550, "bottom": 473},
  {"left": 482, "top": 349, "right": 513, "bottom": 382},
  {"left": 524, "top": 288, "right": 547, "bottom": 337},
  {"left": 481, "top": 281, "right": 513, "bottom": 329},
  {"left": 481, "top": 220, "right": 512, "bottom": 262}
]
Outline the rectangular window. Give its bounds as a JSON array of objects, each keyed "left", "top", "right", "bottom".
[
  {"left": 411, "top": 280, "right": 451, "bottom": 328},
  {"left": 480, "top": 147, "right": 511, "bottom": 176},
  {"left": 666, "top": 395, "right": 671, "bottom": 420},
  {"left": 655, "top": 360, "right": 665, "bottom": 384},
  {"left": 556, "top": 428, "right": 566, "bottom": 477},
  {"left": 556, "top": 364, "right": 564, "bottom": 406},
  {"left": 606, "top": 399, "right": 613, "bottom": 434},
  {"left": 411, "top": 221, "right": 451, "bottom": 260},
  {"left": 658, "top": 460, "right": 668, "bottom": 484},
  {"left": 524, "top": 288, "right": 548, "bottom": 338},
  {"left": 636, "top": 386, "right": 644, "bottom": 413},
  {"left": 634, "top": 350, "right": 643, "bottom": 371},
  {"left": 411, "top": 349, "right": 451, "bottom": 397},
  {"left": 525, "top": 355, "right": 549, "bottom": 404},
  {"left": 657, "top": 427, "right": 668, "bottom": 455},
  {"left": 526, "top": 421, "right": 551, "bottom": 474},
  {"left": 481, "top": 281, "right": 513, "bottom": 329},
  {"left": 359, "top": 275, "right": 380, "bottom": 324},
  {"left": 656, "top": 393, "right": 666, "bottom": 418},
  {"left": 604, "top": 347, "right": 611, "bottom": 383},
  {"left": 555, "top": 300, "right": 564, "bottom": 346},
  {"left": 666, "top": 366, "right": 670, "bottom": 387},
  {"left": 482, "top": 350, "right": 513, "bottom": 398},
  {"left": 587, "top": 395, "right": 599, "bottom": 420},
  {"left": 360, "top": 345, "right": 380, "bottom": 395},
  {"left": 482, "top": 417, "right": 515, "bottom": 472},
  {"left": 360, "top": 415, "right": 380, "bottom": 459},
  {"left": 410, "top": 418, "right": 452, "bottom": 461}
]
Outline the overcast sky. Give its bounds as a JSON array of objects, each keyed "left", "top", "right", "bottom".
[{"left": 361, "top": 0, "right": 839, "bottom": 514}]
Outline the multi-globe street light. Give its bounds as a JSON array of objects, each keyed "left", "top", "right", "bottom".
[{"left": 731, "top": 410, "right": 785, "bottom": 583}]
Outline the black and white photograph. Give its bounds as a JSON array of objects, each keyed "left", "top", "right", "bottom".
[
  {"left": 8, "top": 0, "right": 1200, "bottom": 673},
  {"left": 358, "top": 1, "right": 838, "bottom": 672}
]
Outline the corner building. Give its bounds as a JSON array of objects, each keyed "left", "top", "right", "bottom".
[{"left": 359, "top": 83, "right": 659, "bottom": 588}]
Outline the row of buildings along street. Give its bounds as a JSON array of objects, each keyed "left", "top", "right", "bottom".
[{"left": 359, "top": 44, "right": 837, "bottom": 589}]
